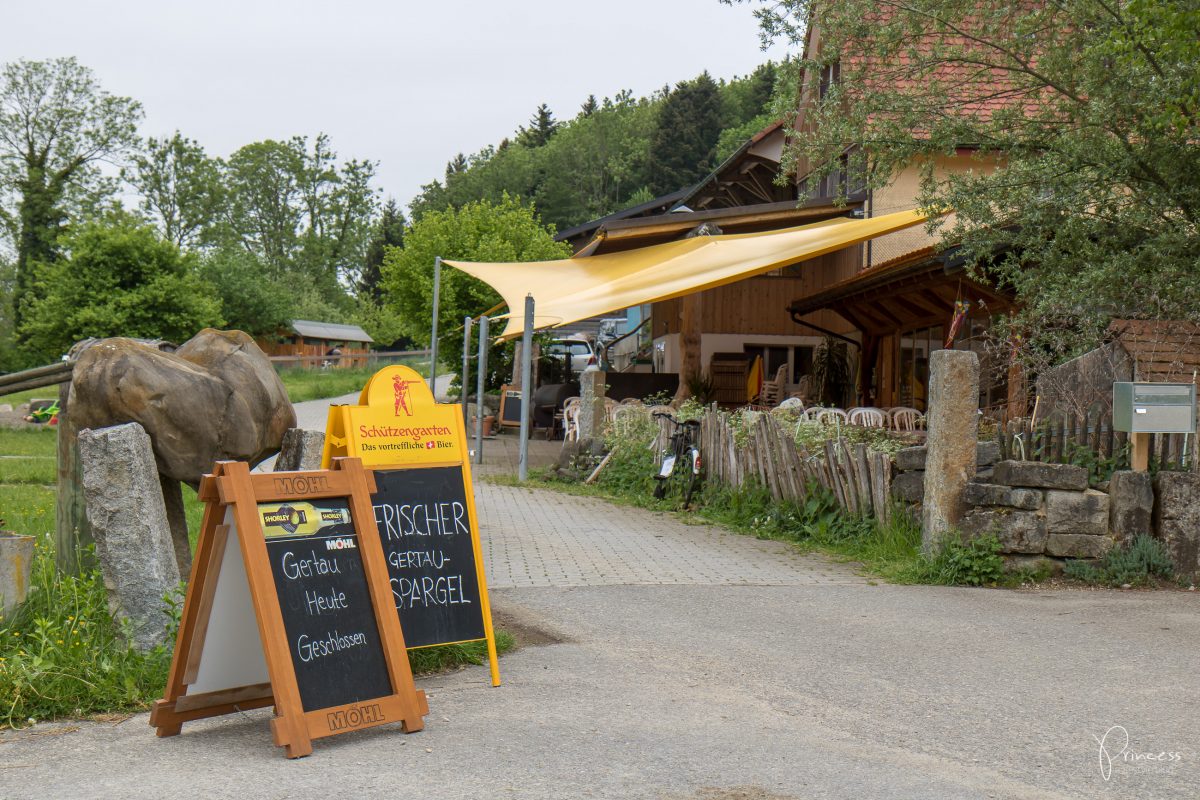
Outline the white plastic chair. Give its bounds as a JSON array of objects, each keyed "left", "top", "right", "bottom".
[
  {"left": 890, "top": 407, "right": 924, "bottom": 432},
  {"left": 849, "top": 407, "right": 886, "bottom": 428},
  {"left": 815, "top": 408, "right": 849, "bottom": 426}
]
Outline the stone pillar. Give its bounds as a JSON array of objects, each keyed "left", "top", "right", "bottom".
[
  {"left": 921, "top": 350, "right": 980, "bottom": 555},
  {"left": 275, "top": 428, "right": 326, "bottom": 471},
  {"left": 578, "top": 368, "right": 607, "bottom": 441},
  {"left": 78, "top": 423, "right": 181, "bottom": 652}
]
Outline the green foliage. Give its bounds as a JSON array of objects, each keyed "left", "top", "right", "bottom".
[
  {"left": 811, "top": 336, "right": 851, "bottom": 407},
  {"left": 0, "top": 533, "right": 175, "bottom": 728},
  {"left": 685, "top": 371, "right": 717, "bottom": 405},
  {"left": 19, "top": 215, "right": 224, "bottom": 360},
  {"left": 411, "top": 67, "right": 785, "bottom": 232},
  {"left": 1064, "top": 535, "right": 1175, "bottom": 587},
  {"left": 360, "top": 198, "right": 405, "bottom": 302},
  {"left": 737, "top": 0, "right": 1200, "bottom": 360},
  {"left": 909, "top": 534, "right": 1006, "bottom": 587},
  {"left": 382, "top": 194, "right": 570, "bottom": 388},
  {"left": 0, "top": 58, "right": 143, "bottom": 349},
  {"left": 789, "top": 417, "right": 910, "bottom": 457},
  {"left": 129, "top": 132, "right": 224, "bottom": 249},
  {"left": 647, "top": 72, "right": 724, "bottom": 196},
  {"left": 516, "top": 104, "right": 559, "bottom": 148},
  {"left": 195, "top": 248, "right": 292, "bottom": 336},
  {"left": 218, "top": 134, "right": 378, "bottom": 306}
]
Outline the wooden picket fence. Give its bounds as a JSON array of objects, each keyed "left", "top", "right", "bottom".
[
  {"left": 651, "top": 409, "right": 894, "bottom": 523},
  {"left": 996, "top": 406, "right": 1194, "bottom": 472}
]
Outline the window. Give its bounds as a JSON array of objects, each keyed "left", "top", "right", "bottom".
[{"left": 818, "top": 61, "right": 840, "bottom": 101}]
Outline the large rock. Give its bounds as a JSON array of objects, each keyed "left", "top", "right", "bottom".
[
  {"left": 275, "top": 428, "right": 326, "bottom": 472},
  {"left": 78, "top": 423, "right": 181, "bottom": 652},
  {"left": 921, "top": 350, "right": 980, "bottom": 554},
  {"left": 1108, "top": 471, "right": 1153, "bottom": 547},
  {"left": 959, "top": 508, "right": 1047, "bottom": 554},
  {"left": 1044, "top": 489, "right": 1109, "bottom": 535},
  {"left": 895, "top": 447, "right": 927, "bottom": 472},
  {"left": 71, "top": 330, "right": 295, "bottom": 484},
  {"left": 895, "top": 441, "right": 1001, "bottom": 473},
  {"left": 1152, "top": 471, "right": 1200, "bottom": 576},
  {"left": 963, "top": 482, "right": 1042, "bottom": 510},
  {"left": 891, "top": 470, "right": 925, "bottom": 503},
  {"left": 1045, "top": 533, "right": 1113, "bottom": 559},
  {"left": 992, "top": 460, "right": 1088, "bottom": 491}
]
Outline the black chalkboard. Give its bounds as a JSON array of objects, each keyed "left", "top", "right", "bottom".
[
  {"left": 262, "top": 499, "right": 394, "bottom": 712},
  {"left": 371, "top": 467, "right": 486, "bottom": 648},
  {"left": 499, "top": 385, "right": 523, "bottom": 427}
]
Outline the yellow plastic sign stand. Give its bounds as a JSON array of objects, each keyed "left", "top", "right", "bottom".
[{"left": 322, "top": 365, "right": 500, "bottom": 686}]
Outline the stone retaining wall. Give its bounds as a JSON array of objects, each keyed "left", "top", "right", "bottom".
[{"left": 892, "top": 446, "right": 1198, "bottom": 576}]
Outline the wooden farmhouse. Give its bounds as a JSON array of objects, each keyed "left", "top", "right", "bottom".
[{"left": 555, "top": 28, "right": 1022, "bottom": 415}]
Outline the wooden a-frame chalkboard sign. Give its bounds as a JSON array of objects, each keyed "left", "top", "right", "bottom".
[
  {"left": 323, "top": 364, "right": 501, "bottom": 686},
  {"left": 149, "top": 458, "right": 428, "bottom": 758}
]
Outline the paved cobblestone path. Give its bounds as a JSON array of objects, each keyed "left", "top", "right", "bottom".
[{"left": 476, "top": 481, "right": 864, "bottom": 588}]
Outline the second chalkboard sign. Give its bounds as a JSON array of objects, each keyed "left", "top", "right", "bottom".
[
  {"left": 260, "top": 499, "right": 394, "bottom": 712},
  {"left": 371, "top": 468, "right": 486, "bottom": 648}
]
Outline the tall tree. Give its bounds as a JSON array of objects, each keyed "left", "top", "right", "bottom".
[
  {"left": 734, "top": 0, "right": 1200, "bottom": 358},
  {"left": 647, "top": 72, "right": 724, "bottom": 195},
  {"left": 517, "top": 103, "right": 558, "bottom": 148},
  {"left": 360, "top": 198, "right": 405, "bottom": 300},
  {"left": 580, "top": 95, "right": 598, "bottom": 117},
  {"left": 219, "top": 134, "right": 378, "bottom": 303},
  {"left": 0, "top": 58, "right": 142, "bottom": 335},
  {"left": 130, "top": 132, "right": 224, "bottom": 248}
]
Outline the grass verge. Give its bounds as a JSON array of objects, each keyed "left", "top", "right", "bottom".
[{"left": 277, "top": 359, "right": 430, "bottom": 404}]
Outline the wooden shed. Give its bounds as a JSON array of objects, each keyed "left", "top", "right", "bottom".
[{"left": 258, "top": 320, "right": 374, "bottom": 368}]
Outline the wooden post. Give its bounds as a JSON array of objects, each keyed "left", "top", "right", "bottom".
[
  {"left": 55, "top": 378, "right": 95, "bottom": 575},
  {"left": 1131, "top": 431, "right": 1151, "bottom": 472}
]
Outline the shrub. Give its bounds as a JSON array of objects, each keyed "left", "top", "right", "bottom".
[
  {"left": 915, "top": 534, "right": 1005, "bottom": 587},
  {"left": 1064, "top": 535, "right": 1174, "bottom": 587}
]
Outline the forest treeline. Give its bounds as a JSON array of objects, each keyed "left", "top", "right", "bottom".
[{"left": 0, "top": 57, "right": 786, "bottom": 369}]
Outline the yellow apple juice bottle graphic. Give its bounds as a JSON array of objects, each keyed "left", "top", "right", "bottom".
[{"left": 259, "top": 502, "right": 352, "bottom": 538}]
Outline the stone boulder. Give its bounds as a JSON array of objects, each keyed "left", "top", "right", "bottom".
[
  {"left": 1109, "top": 470, "right": 1153, "bottom": 546},
  {"left": 959, "top": 508, "right": 1047, "bottom": 554},
  {"left": 78, "top": 423, "right": 181, "bottom": 652},
  {"left": 963, "top": 482, "right": 1042, "bottom": 511},
  {"left": 1044, "top": 489, "right": 1109, "bottom": 535},
  {"left": 71, "top": 329, "right": 295, "bottom": 484},
  {"left": 1152, "top": 472, "right": 1200, "bottom": 576},
  {"left": 991, "top": 460, "right": 1088, "bottom": 491}
]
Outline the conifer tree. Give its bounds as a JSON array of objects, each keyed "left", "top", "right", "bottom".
[{"left": 647, "top": 72, "right": 723, "bottom": 195}]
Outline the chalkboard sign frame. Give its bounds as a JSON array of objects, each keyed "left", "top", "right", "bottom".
[
  {"left": 498, "top": 384, "right": 524, "bottom": 428},
  {"left": 150, "top": 458, "right": 429, "bottom": 758},
  {"left": 322, "top": 364, "right": 502, "bottom": 688}
]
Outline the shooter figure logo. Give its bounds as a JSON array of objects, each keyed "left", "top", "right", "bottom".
[{"left": 393, "top": 374, "right": 417, "bottom": 417}]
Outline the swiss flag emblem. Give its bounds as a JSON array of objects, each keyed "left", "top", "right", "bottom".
[{"left": 425, "top": 441, "right": 436, "bottom": 449}]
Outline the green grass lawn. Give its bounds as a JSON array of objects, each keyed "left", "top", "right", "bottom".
[{"left": 277, "top": 359, "right": 430, "bottom": 404}]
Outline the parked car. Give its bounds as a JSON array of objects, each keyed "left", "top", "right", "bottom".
[{"left": 544, "top": 336, "right": 595, "bottom": 375}]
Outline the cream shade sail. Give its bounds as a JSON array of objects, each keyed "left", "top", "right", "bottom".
[{"left": 444, "top": 209, "right": 930, "bottom": 340}]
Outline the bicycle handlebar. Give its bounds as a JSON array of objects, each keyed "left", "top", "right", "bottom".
[{"left": 652, "top": 411, "right": 700, "bottom": 427}]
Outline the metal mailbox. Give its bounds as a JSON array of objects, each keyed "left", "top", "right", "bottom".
[{"left": 1113, "top": 382, "right": 1196, "bottom": 433}]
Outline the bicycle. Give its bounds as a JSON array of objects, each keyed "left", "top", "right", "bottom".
[{"left": 651, "top": 412, "right": 702, "bottom": 508}]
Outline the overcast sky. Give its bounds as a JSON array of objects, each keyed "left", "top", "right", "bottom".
[{"left": 2, "top": 0, "right": 786, "bottom": 213}]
